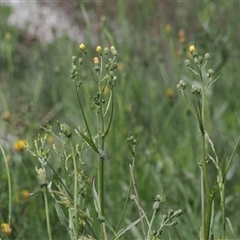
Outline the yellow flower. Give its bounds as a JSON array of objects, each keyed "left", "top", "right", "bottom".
[
  {"left": 189, "top": 45, "right": 195, "bottom": 53},
  {"left": 21, "top": 190, "right": 30, "bottom": 200},
  {"left": 166, "top": 88, "right": 174, "bottom": 98},
  {"left": 178, "top": 29, "right": 185, "bottom": 43},
  {"left": 96, "top": 46, "right": 102, "bottom": 55},
  {"left": 1, "top": 223, "right": 12, "bottom": 237},
  {"left": 117, "top": 62, "right": 124, "bottom": 71},
  {"left": 79, "top": 43, "right": 86, "bottom": 51},
  {"left": 2, "top": 111, "right": 11, "bottom": 121},
  {"left": 14, "top": 139, "right": 27, "bottom": 151},
  {"left": 93, "top": 57, "right": 99, "bottom": 64},
  {"left": 37, "top": 168, "right": 47, "bottom": 187},
  {"left": 111, "top": 46, "right": 117, "bottom": 56},
  {"left": 165, "top": 24, "right": 171, "bottom": 34}
]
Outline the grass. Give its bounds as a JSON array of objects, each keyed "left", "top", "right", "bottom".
[{"left": 1, "top": 1, "right": 240, "bottom": 239}]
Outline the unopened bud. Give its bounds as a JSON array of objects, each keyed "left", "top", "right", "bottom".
[
  {"left": 96, "top": 46, "right": 102, "bottom": 55},
  {"left": 205, "top": 53, "right": 210, "bottom": 60},
  {"left": 185, "top": 59, "right": 190, "bottom": 66},
  {"left": 111, "top": 46, "right": 117, "bottom": 56},
  {"left": 60, "top": 123, "right": 72, "bottom": 138},
  {"left": 37, "top": 167, "right": 47, "bottom": 187}
]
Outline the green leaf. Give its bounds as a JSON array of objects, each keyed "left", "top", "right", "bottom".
[
  {"left": 79, "top": 131, "right": 99, "bottom": 154},
  {"left": 54, "top": 202, "right": 68, "bottom": 228},
  {"left": 114, "top": 216, "right": 144, "bottom": 239},
  {"left": 92, "top": 178, "right": 100, "bottom": 214}
]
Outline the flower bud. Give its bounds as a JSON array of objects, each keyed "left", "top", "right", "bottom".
[
  {"left": 153, "top": 201, "right": 160, "bottom": 210},
  {"left": 177, "top": 80, "right": 186, "bottom": 90},
  {"left": 94, "top": 65, "right": 100, "bottom": 72},
  {"left": 130, "top": 194, "right": 136, "bottom": 201},
  {"left": 189, "top": 45, "right": 197, "bottom": 57},
  {"left": 198, "top": 56, "right": 203, "bottom": 64},
  {"left": 1, "top": 223, "right": 12, "bottom": 237},
  {"left": 60, "top": 123, "right": 72, "bottom": 138},
  {"left": 93, "top": 57, "right": 99, "bottom": 65},
  {"left": 172, "top": 221, "right": 178, "bottom": 225},
  {"left": 168, "top": 209, "right": 174, "bottom": 218},
  {"left": 72, "top": 65, "right": 77, "bottom": 71},
  {"left": 96, "top": 46, "right": 102, "bottom": 55},
  {"left": 189, "top": 45, "right": 195, "bottom": 53},
  {"left": 37, "top": 167, "right": 48, "bottom": 187},
  {"left": 104, "top": 47, "right": 109, "bottom": 55},
  {"left": 72, "top": 56, "right": 77, "bottom": 64},
  {"left": 185, "top": 59, "right": 190, "bottom": 66},
  {"left": 194, "top": 57, "right": 199, "bottom": 64},
  {"left": 205, "top": 53, "right": 210, "bottom": 60},
  {"left": 111, "top": 46, "right": 117, "bottom": 56},
  {"left": 191, "top": 85, "right": 201, "bottom": 95},
  {"left": 79, "top": 58, "right": 83, "bottom": 65},
  {"left": 79, "top": 43, "right": 87, "bottom": 54},
  {"left": 98, "top": 216, "right": 105, "bottom": 222},
  {"left": 208, "top": 69, "right": 214, "bottom": 74},
  {"left": 173, "top": 209, "right": 183, "bottom": 217}
]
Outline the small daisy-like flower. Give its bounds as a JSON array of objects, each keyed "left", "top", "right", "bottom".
[
  {"left": 93, "top": 57, "right": 99, "bottom": 64},
  {"left": 1, "top": 223, "right": 12, "bottom": 237},
  {"left": 96, "top": 46, "right": 102, "bottom": 55},
  {"left": 79, "top": 43, "right": 86, "bottom": 51},
  {"left": 166, "top": 88, "right": 174, "bottom": 98},
  {"left": 21, "top": 190, "right": 30, "bottom": 200},
  {"left": 14, "top": 139, "right": 27, "bottom": 152},
  {"left": 189, "top": 45, "right": 196, "bottom": 53}
]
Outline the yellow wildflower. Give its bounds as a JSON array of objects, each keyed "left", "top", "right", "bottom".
[
  {"left": 1, "top": 223, "right": 12, "bottom": 237},
  {"left": 111, "top": 46, "right": 117, "bottom": 56},
  {"left": 2, "top": 111, "right": 11, "bottom": 121},
  {"left": 14, "top": 139, "right": 27, "bottom": 152},
  {"left": 96, "top": 46, "right": 102, "bottom": 55},
  {"left": 166, "top": 88, "right": 174, "bottom": 98},
  {"left": 189, "top": 45, "right": 195, "bottom": 53},
  {"left": 93, "top": 57, "right": 99, "bottom": 64},
  {"left": 117, "top": 62, "right": 124, "bottom": 71},
  {"left": 178, "top": 29, "right": 185, "bottom": 43},
  {"left": 21, "top": 190, "right": 30, "bottom": 200},
  {"left": 79, "top": 43, "right": 86, "bottom": 51}
]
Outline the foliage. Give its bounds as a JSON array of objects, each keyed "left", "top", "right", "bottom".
[{"left": 1, "top": 1, "right": 240, "bottom": 239}]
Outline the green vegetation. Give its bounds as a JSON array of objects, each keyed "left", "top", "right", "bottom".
[{"left": 1, "top": 1, "right": 240, "bottom": 239}]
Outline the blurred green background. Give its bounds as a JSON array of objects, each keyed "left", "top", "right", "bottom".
[{"left": 1, "top": 1, "right": 240, "bottom": 239}]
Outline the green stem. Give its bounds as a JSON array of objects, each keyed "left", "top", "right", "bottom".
[
  {"left": 147, "top": 209, "right": 157, "bottom": 239},
  {"left": 43, "top": 186, "right": 52, "bottom": 240},
  {"left": 129, "top": 164, "right": 147, "bottom": 239},
  {"left": 199, "top": 68, "right": 211, "bottom": 239},
  {"left": 1, "top": 145, "right": 12, "bottom": 226},
  {"left": 71, "top": 142, "right": 78, "bottom": 240},
  {"left": 222, "top": 185, "right": 226, "bottom": 240},
  {"left": 97, "top": 56, "right": 107, "bottom": 240},
  {"left": 114, "top": 176, "right": 132, "bottom": 235}
]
